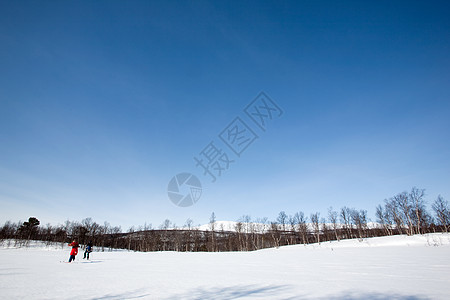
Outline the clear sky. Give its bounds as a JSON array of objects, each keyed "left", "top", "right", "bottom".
[{"left": 1, "top": 0, "right": 449, "bottom": 229}]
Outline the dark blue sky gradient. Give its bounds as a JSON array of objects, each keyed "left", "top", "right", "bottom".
[{"left": 1, "top": 1, "right": 449, "bottom": 228}]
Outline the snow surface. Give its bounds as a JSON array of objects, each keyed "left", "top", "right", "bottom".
[{"left": 1, "top": 234, "right": 450, "bottom": 299}]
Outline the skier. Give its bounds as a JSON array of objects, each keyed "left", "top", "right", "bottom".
[
  {"left": 68, "top": 240, "right": 79, "bottom": 263},
  {"left": 83, "top": 241, "right": 93, "bottom": 260}
]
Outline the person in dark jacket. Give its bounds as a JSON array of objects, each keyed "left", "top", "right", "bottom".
[
  {"left": 83, "top": 241, "right": 93, "bottom": 260},
  {"left": 68, "top": 240, "right": 79, "bottom": 263}
]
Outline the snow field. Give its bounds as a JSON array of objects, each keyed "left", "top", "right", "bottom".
[{"left": 1, "top": 233, "right": 449, "bottom": 299}]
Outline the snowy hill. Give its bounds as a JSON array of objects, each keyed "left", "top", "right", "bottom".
[
  {"left": 1, "top": 233, "right": 449, "bottom": 299},
  {"left": 196, "top": 220, "right": 381, "bottom": 232}
]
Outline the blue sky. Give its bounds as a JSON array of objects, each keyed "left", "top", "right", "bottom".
[{"left": 1, "top": 0, "right": 449, "bottom": 229}]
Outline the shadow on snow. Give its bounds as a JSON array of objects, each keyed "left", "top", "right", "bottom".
[
  {"left": 164, "top": 285, "right": 431, "bottom": 300},
  {"left": 165, "top": 285, "right": 290, "bottom": 300},
  {"left": 88, "top": 288, "right": 151, "bottom": 300}
]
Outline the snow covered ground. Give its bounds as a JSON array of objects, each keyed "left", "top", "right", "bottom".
[{"left": 1, "top": 234, "right": 449, "bottom": 299}]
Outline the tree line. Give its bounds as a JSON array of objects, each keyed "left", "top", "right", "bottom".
[{"left": 1, "top": 187, "right": 449, "bottom": 252}]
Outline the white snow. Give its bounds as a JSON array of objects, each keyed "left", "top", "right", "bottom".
[
  {"left": 195, "top": 220, "right": 381, "bottom": 232},
  {"left": 1, "top": 233, "right": 449, "bottom": 299}
]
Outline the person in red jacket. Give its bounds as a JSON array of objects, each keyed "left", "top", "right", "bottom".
[{"left": 68, "top": 240, "right": 79, "bottom": 263}]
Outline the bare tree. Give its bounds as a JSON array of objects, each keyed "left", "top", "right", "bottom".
[
  {"left": 310, "top": 212, "right": 320, "bottom": 244},
  {"left": 209, "top": 212, "right": 216, "bottom": 231},
  {"left": 0, "top": 221, "right": 19, "bottom": 241},
  {"left": 234, "top": 221, "right": 244, "bottom": 251},
  {"left": 185, "top": 218, "right": 193, "bottom": 230},
  {"left": 360, "top": 209, "right": 369, "bottom": 238},
  {"left": 269, "top": 222, "right": 281, "bottom": 248},
  {"left": 394, "top": 192, "right": 414, "bottom": 235},
  {"left": 241, "top": 215, "right": 252, "bottom": 250},
  {"left": 184, "top": 218, "right": 194, "bottom": 251},
  {"left": 432, "top": 195, "right": 449, "bottom": 232},
  {"left": 291, "top": 215, "right": 299, "bottom": 244},
  {"left": 350, "top": 209, "right": 367, "bottom": 239},
  {"left": 160, "top": 219, "right": 171, "bottom": 251},
  {"left": 254, "top": 217, "right": 268, "bottom": 249},
  {"left": 294, "top": 212, "right": 308, "bottom": 244},
  {"left": 321, "top": 218, "right": 330, "bottom": 241},
  {"left": 376, "top": 204, "right": 392, "bottom": 236},
  {"left": 41, "top": 223, "right": 54, "bottom": 246},
  {"left": 340, "top": 207, "right": 352, "bottom": 239},
  {"left": 109, "top": 225, "right": 122, "bottom": 251},
  {"left": 81, "top": 217, "right": 101, "bottom": 245},
  {"left": 385, "top": 198, "right": 405, "bottom": 235},
  {"left": 328, "top": 207, "right": 340, "bottom": 241},
  {"left": 409, "top": 187, "right": 426, "bottom": 234},
  {"left": 209, "top": 212, "right": 216, "bottom": 251},
  {"left": 277, "top": 211, "right": 287, "bottom": 232},
  {"left": 126, "top": 226, "right": 135, "bottom": 250}
]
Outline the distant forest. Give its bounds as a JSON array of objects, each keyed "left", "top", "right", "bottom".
[{"left": 1, "top": 187, "right": 449, "bottom": 252}]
